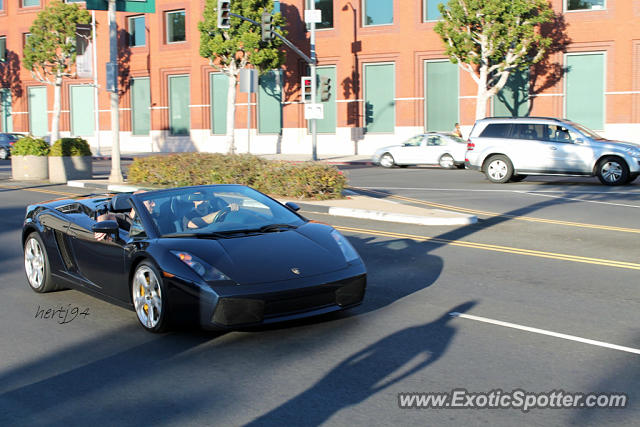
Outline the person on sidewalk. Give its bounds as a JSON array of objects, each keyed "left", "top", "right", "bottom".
[{"left": 452, "top": 123, "right": 463, "bottom": 138}]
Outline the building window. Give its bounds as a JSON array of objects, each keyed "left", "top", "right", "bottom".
[
  {"left": 0, "top": 37, "right": 6, "bottom": 62},
  {"left": 28, "top": 86, "right": 48, "bottom": 137},
  {"left": 23, "top": 33, "right": 32, "bottom": 49},
  {"left": 364, "top": 63, "right": 395, "bottom": 133},
  {"left": 566, "top": 0, "right": 605, "bottom": 11},
  {"left": 0, "top": 88, "right": 12, "bottom": 133},
  {"left": 131, "top": 77, "right": 150, "bottom": 135},
  {"left": 210, "top": 73, "right": 229, "bottom": 135},
  {"left": 258, "top": 70, "right": 282, "bottom": 134},
  {"left": 424, "top": 1, "right": 443, "bottom": 21},
  {"left": 425, "top": 60, "right": 458, "bottom": 132},
  {"left": 166, "top": 10, "right": 186, "bottom": 44},
  {"left": 364, "top": 0, "right": 393, "bottom": 26},
  {"left": 128, "top": 15, "right": 146, "bottom": 47},
  {"left": 565, "top": 53, "right": 605, "bottom": 130},
  {"left": 70, "top": 85, "right": 95, "bottom": 136},
  {"left": 306, "top": 0, "right": 333, "bottom": 29},
  {"left": 22, "top": 0, "right": 39, "bottom": 7},
  {"left": 169, "top": 75, "right": 190, "bottom": 135},
  {"left": 273, "top": 0, "right": 280, "bottom": 13},
  {"left": 493, "top": 70, "right": 530, "bottom": 118}
]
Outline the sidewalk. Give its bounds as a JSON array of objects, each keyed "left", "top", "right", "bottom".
[{"left": 67, "top": 179, "right": 477, "bottom": 226}]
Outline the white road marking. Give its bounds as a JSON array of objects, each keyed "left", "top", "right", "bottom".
[
  {"left": 449, "top": 312, "right": 640, "bottom": 355},
  {"left": 522, "top": 192, "right": 640, "bottom": 208},
  {"left": 355, "top": 186, "right": 640, "bottom": 196}
]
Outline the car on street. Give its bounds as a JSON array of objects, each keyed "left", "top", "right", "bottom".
[
  {"left": 0, "top": 133, "right": 25, "bottom": 160},
  {"left": 373, "top": 132, "right": 468, "bottom": 169},
  {"left": 465, "top": 117, "right": 640, "bottom": 185},
  {"left": 22, "top": 185, "right": 367, "bottom": 332}
]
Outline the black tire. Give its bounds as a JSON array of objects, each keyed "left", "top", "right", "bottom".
[
  {"left": 596, "top": 156, "right": 629, "bottom": 186},
  {"left": 510, "top": 174, "right": 527, "bottom": 182},
  {"left": 0, "top": 147, "right": 8, "bottom": 160},
  {"left": 24, "top": 232, "right": 57, "bottom": 293},
  {"left": 131, "top": 260, "right": 170, "bottom": 333},
  {"left": 626, "top": 174, "right": 638, "bottom": 184},
  {"left": 379, "top": 153, "right": 395, "bottom": 168},
  {"left": 456, "top": 163, "right": 466, "bottom": 169},
  {"left": 484, "top": 155, "right": 514, "bottom": 183},
  {"left": 438, "top": 154, "right": 455, "bottom": 169}
]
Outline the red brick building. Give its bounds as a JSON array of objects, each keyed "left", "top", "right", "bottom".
[{"left": 0, "top": 0, "right": 638, "bottom": 155}]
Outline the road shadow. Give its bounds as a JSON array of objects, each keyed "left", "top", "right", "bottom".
[{"left": 246, "top": 301, "right": 476, "bottom": 426}]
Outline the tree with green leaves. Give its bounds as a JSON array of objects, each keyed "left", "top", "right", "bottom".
[
  {"left": 434, "top": 0, "right": 554, "bottom": 120},
  {"left": 22, "top": 1, "right": 91, "bottom": 144},
  {"left": 199, "top": 0, "right": 286, "bottom": 153}
]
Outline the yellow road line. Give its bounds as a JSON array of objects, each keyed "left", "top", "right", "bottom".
[
  {"left": 335, "top": 225, "right": 640, "bottom": 271},
  {"left": 0, "top": 185, "right": 79, "bottom": 198},
  {"left": 351, "top": 187, "right": 640, "bottom": 234}
]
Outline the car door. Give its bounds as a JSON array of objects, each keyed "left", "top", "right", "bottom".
[
  {"left": 545, "top": 125, "right": 595, "bottom": 173},
  {"left": 394, "top": 135, "right": 425, "bottom": 164},
  {"left": 423, "top": 135, "right": 448, "bottom": 164},
  {"left": 508, "top": 123, "right": 553, "bottom": 172}
]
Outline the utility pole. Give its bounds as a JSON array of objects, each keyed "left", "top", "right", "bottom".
[
  {"left": 108, "top": 0, "right": 123, "bottom": 183},
  {"left": 308, "top": 5, "right": 318, "bottom": 161}
]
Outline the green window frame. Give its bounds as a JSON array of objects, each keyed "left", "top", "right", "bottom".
[
  {"left": 128, "top": 15, "right": 146, "bottom": 47},
  {"left": 166, "top": 10, "right": 185, "bottom": 44},
  {"left": 210, "top": 73, "right": 229, "bottom": 135},
  {"left": 565, "top": 53, "right": 605, "bottom": 130},
  {"left": 70, "top": 85, "right": 95, "bottom": 136},
  {"left": 0, "top": 88, "right": 12, "bottom": 133},
  {"left": 258, "top": 70, "right": 282, "bottom": 134},
  {"left": 131, "top": 77, "right": 150, "bottom": 135},
  {"left": 28, "top": 86, "right": 48, "bottom": 137},
  {"left": 22, "top": 0, "right": 39, "bottom": 7},
  {"left": 169, "top": 75, "right": 190, "bottom": 136},
  {"left": 493, "top": 70, "right": 530, "bottom": 118},
  {"left": 364, "top": 63, "right": 395, "bottom": 133},
  {"left": 425, "top": 60, "right": 458, "bottom": 132},
  {"left": 424, "top": 1, "right": 443, "bottom": 21},
  {"left": 364, "top": 0, "right": 393, "bottom": 26},
  {"left": 566, "top": 0, "right": 605, "bottom": 11}
]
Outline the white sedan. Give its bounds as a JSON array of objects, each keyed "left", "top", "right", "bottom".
[{"left": 372, "top": 133, "right": 467, "bottom": 169}]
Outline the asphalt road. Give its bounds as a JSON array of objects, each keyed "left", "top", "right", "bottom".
[{"left": 0, "top": 164, "right": 638, "bottom": 426}]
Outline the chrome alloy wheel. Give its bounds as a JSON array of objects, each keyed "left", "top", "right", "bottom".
[
  {"left": 132, "top": 265, "right": 163, "bottom": 329},
  {"left": 24, "top": 237, "right": 45, "bottom": 290},
  {"left": 487, "top": 159, "right": 509, "bottom": 181},
  {"left": 599, "top": 160, "right": 623, "bottom": 184},
  {"left": 439, "top": 154, "right": 454, "bottom": 169},
  {"left": 379, "top": 153, "right": 395, "bottom": 168}
]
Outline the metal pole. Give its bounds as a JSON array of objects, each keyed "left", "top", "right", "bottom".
[
  {"left": 108, "top": 0, "right": 123, "bottom": 183},
  {"left": 91, "top": 10, "right": 101, "bottom": 157},
  {"left": 247, "top": 91, "right": 251, "bottom": 153},
  {"left": 310, "top": 5, "right": 317, "bottom": 161}
]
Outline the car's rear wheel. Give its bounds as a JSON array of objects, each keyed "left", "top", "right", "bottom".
[
  {"left": 510, "top": 174, "right": 527, "bottom": 182},
  {"left": 596, "top": 156, "right": 629, "bottom": 186},
  {"left": 132, "top": 261, "right": 169, "bottom": 333},
  {"left": 484, "top": 155, "right": 513, "bottom": 183},
  {"left": 0, "top": 147, "right": 8, "bottom": 160},
  {"left": 626, "top": 174, "right": 638, "bottom": 184},
  {"left": 379, "top": 153, "right": 395, "bottom": 168},
  {"left": 439, "top": 154, "right": 455, "bottom": 169},
  {"left": 24, "top": 232, "right": 56, "bottom": 293}
]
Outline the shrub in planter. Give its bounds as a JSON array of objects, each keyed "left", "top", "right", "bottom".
[
  {"left": 11, "top": 136, "right": 50, "bottom": 180},
  {"left": 48, "top": 137, "right": 93, "bottom": 183}
]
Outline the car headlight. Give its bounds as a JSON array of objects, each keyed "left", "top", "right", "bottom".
[
  {"left": 331, "top": 230, "right": 360, "bottom": 263},
  {"left": 170, "top": 251, "right": 230, "bottom": 281}
]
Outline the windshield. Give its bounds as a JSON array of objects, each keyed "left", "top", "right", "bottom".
[
  {"left": 136, "top": 185, "right": 305, "bottom": 237},
  {"left": 566, "top": 121, "right": 605, "bottom": 140}
]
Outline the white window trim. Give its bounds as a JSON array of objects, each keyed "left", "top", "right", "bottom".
[
  {"left": 564, "top": 0, "right": 606, "bottom": 13},
  {"left": 362, "top": 0, "right": 394, "bottom": 28},
  {"left": 423, "top": 0, "right": 444, "bottom": 23},
  {"left": 128, "top": 15, "right": 146, "bottom": 47},
  {"left": 165, "top": 10, "right": 186, "bottom": 44}
]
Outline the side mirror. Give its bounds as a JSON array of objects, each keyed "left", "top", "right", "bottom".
[
  {"left": 285, "top": 202, "right": 300, "bottom": 212},
  {"left": 92, "top": 220, "right": 119, "bottom": 237},
  {"left": 575, "top": 138, "right": 584, "bottom": 144}
]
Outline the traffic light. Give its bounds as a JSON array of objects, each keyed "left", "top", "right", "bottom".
[
  {"left": 301, "top": 76, "right": 312, "bottom": 103},
  {"left": 217, "top": 0, "right": 231, "bottom": 29},
  {"left": 261, "top": 12, "right": 274, "bottom": 42},
  {"left": 365, "top": 102, "right": 374, "bottom": 126},
  {"left": 319, "top": 76, "right": 331, "bottom": 102}
]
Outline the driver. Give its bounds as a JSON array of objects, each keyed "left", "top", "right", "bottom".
[{"left": 182, "top": 191, "right": 238, "bottom": 229}]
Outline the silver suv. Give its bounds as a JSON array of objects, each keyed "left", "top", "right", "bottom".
[{"left": 465, "top": 117, "right": 640, "bottom": 185}]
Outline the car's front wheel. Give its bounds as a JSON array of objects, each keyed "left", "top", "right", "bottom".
[
  {"left": 379, "top": 153, "right": 395, "bottom": 168},
  {"left": 132, "top": 261, "right": 169, "bottom": 333},
  {"left": 439, "top": 154, "right": 455, "bottom": 169},
  {"left": 0, "top": 147, "right": 8, "bottom": 160},
  {"left": 596, "top": 156, "right": 629, "bottom": 186},
  {"left": 484, "top": 155, "right": 514, "bottom": 183},
  {"left": 24, "top": 232, "right": 57, "bottom": 293}
]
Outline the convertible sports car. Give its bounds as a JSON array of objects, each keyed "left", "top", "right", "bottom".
[{"left": 22, "top": 185, "right": 366, "bottom": 332}]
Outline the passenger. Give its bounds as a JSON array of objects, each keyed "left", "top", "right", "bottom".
[{"left": 95, "top": 190, "right": 154, "bottom": 240}]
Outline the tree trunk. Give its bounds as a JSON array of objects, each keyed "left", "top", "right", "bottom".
[
  {"left": 475, "top": 86, "right": 489, "bottom": 121},
  {"left": 51, "top": 74, "right": 63, "bottom": 143},
  {"left": 226, "top": 73, "right": 237, "bottom": 154}
]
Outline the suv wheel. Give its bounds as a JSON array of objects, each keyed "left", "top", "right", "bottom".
[
  {"left": 596, "top": 156, "right": 629, "bottom": 186},
  {"left": 484, "top": 155, "right": 513, "bottom": 183}
]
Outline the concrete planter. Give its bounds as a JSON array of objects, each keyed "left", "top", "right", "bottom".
[
  {"left": 48, "top": 156, "right": 93, "bottom": 184},
  {"left": 11, "top": 156, "right": 49, "bottom": 181}
]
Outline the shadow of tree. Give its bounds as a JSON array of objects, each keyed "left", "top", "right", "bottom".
[
  {"left": 117, "top": 29, "right": 132, "bottom": 97},
  {"left": 0, "top": 50, "right": 24, "bottom": 100}
]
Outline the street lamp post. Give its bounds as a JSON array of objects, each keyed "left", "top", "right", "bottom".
[{"left": 108, "top": 0, "right": 123, "bottom": 184}]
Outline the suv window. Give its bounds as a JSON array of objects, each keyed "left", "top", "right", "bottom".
[
  {"left": 512, "top": 124, "right": 546, "bottom": 140},
  {"left": 479, "top": 123, "right": 512, "bottom": 138}
]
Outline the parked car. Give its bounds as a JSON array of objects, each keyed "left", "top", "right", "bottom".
[
  {"left": 22, "top": 185, "right": 366, "bottom": 332},
  {"left": 465, "top": 117, "right": 640, "bottom": 185},
  {"left": 0, "top": 133, "right": 25, "bottom": 160},
  {"left": 373, "top": 132, "right": 467, "bottom": 169}
]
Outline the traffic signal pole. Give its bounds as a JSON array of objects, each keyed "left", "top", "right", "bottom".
[
  {"left": 309, "top": 5, "right": 318, "bottom": 161},
  {"left": 108, "top": 0, "right": 123, "bottom": 183}
]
